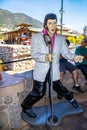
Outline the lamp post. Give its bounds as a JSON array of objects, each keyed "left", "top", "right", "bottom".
[{"left": 59, "top": 0, "right": 64, "bottom": 34}]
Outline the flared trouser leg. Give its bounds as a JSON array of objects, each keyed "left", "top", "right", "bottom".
[
  {"left": 53, "top": 80, "right": 73, "bottom": 101},
  {"left": 21, "top": 80, "right": 46, "bottom": 110}
]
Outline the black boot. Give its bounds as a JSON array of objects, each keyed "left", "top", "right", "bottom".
[
  {"left": 23, "top": 108, "right": 37, "bottom": 118},
  {"left": 70, "top": 98, "right": 79, "bottom": 108},
  {"left": 64, "top": 91, "right": 79, "bottom": 108}
]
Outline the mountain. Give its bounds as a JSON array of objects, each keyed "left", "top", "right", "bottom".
[{"left": 0, "top": 8, "right": 42, "bottom": 29}]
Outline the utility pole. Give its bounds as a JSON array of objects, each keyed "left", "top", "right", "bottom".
[{"left": 59, "top": 0, "right": 64, "bottom": 34}]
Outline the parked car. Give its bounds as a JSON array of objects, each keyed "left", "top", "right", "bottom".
[{"left": 23, "top": 39, "right": 31, "bottom": 45}]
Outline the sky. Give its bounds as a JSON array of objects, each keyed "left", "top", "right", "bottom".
[{"left": 0, "top": 0, "right": 87, "bottom": 33}]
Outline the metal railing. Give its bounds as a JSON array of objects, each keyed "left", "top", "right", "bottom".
[{"left": 0, "top": 57, "right": 32, "bottom": 65}]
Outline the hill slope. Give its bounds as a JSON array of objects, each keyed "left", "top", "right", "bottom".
[{"left": 0, "top": 8, "right": 42, "bottom": 28}]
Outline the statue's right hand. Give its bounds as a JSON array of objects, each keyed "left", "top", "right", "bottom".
[{"left": 45, "top": 54, "right": 54, "bottom": 62}]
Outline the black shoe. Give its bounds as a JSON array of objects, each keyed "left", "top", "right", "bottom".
[
  {"left": 23, "top": 108, "right": 37, "bottom": 118},
  {"left": 72, "top": 86, "right": 84, "bottom": 93},
  {"left": 70, "top": 99, "right": 79, "bottom": 108}
]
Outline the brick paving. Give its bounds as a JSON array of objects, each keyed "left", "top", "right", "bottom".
[{"left": 18, "top": 89, "right": 87, "bottom": 130}]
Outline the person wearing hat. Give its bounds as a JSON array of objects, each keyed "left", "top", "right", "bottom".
[
  {"left": 21, "top": 13, "right": 84, "bottom": 118},
  {"left": 75, "top": 38, "right": 87, "bottom": 84}
]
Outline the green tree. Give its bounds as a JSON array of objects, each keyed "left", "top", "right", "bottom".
[
  {"left": 67, "top": 36, "right": 76, "bottom": 44},
  {"left": 75, "top": 35, "right": 84, "bottom": 44}
]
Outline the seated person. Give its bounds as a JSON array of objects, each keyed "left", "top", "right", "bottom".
[
  {"left": 59, "top": 39, "right": 83, "bottom": 93},
  {"left": 75, "top": 38, "right": 87, "bottom": 84}
]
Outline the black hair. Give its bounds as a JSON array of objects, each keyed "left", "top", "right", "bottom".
[
  {"left": 66, "top": 39, "right": 70, "bottom": 46},
  {"left": 43, "top": 13, "right": 57, "bottom": 27}
]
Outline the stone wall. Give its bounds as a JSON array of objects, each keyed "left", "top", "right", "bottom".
[
  {"left": 0, "top": 72, "right": 24, "bottom": 130},
  {"left": 0, "top": 44, "right": 35, "bottom": 72},
  {"left": 0, "top": 94, "right": 21, "bottom": 130}
]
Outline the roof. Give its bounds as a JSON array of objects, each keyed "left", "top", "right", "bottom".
[
  {"left": 16, "top": 23, "right": 32, "bottom": 27},
  {"left": 29, "top": 27, "right": 43, "bottom": 32}
]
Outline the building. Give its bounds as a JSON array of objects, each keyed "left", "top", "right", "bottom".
[{"left": 3, "top": 23, "right": 42, "bottom": 44}]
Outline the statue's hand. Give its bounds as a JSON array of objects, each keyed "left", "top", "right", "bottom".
[
  {"left": 45, "top": 54, "right": 54, "bottom": 62},
  {"left": 74, "top": 55, "right": 84, "bottom": 63}
]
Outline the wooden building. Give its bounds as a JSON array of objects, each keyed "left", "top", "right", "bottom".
[{"left": 3, "top": 23, "right": 42, "bottom": 44}]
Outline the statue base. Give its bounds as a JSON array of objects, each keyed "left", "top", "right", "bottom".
[{"left": 21, "top": 100, "right": 83, "bottom": 126}]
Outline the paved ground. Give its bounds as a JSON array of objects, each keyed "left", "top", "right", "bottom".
[{"left": 17, "top": 86, "right": 87, "bottom": 130}]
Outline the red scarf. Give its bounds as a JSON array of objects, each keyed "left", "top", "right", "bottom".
[{"left": 42, "top": 28, "right": 57, "bottom": 52}]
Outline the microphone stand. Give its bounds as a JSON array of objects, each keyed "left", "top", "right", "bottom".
[
  {"left": 47, "top": 40, "right": 58, "bottom": 125},
  {"left": 43, "top": 34, "right": 58, "bottom": 125}
]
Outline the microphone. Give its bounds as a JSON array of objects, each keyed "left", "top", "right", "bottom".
[{"left": 43, "top": 34, "right": 52, "bottom": 47}]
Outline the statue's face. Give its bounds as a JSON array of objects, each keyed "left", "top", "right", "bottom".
[{"left": 46, "top": 19, "right": 57, "bottom": 36}]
